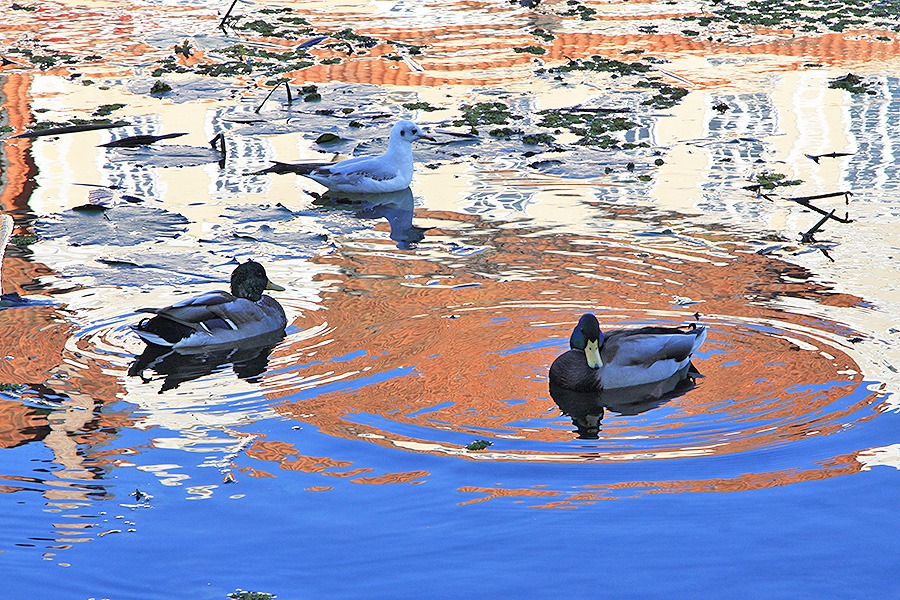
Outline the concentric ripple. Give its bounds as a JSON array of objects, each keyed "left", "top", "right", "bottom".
[{"left": 269, "top": 301, "right": 885, "bottom": 470}]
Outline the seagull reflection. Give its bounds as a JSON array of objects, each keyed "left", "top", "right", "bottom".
[
  {"left": 128, "top": 333, "right": 283, "bottom": 393},
  {"left": 313, "top": 187, "right": 429, "bottom": 249},
  {"left": 550, "top": 364, "right": 699, "bottom": 439}
]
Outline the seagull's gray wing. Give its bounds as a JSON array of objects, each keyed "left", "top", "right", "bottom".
[{"left": 315, "top": 156, "right": 400, "bottom": 183}]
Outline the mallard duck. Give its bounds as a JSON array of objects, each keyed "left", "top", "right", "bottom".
[
  {"left": 132, "top": 260, "right": 287, "bottom": 349},
  {"left": 301, "top": 120, "right": 434, "bottom": 194},
  {"left": 549, "top": 313, "right": 707, "bottom": 392}
]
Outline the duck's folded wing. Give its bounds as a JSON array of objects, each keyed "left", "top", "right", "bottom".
[
  {"left": 137, "top": 291, "right": 235, "bottom": 329},
  {"left": 207, "top": 297, "right": 270, "bottom": 327},
  {"left": 605, "top": 327, "right": 704, "bottom": 366}
]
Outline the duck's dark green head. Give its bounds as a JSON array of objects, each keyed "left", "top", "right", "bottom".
[
  {"left": 570, "top": 313, "right": 604, "bottom": 369},
  {"left": 230, "top": 260, "right": 285, "bottom": 301}
]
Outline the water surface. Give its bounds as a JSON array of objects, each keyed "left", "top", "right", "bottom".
[{"left": 1, "top": 1, "right": 897, "bottom": 598}]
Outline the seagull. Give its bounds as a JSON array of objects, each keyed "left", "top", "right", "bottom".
[{"left": 297, "top": 120, "right": 434, "bottom": 194}]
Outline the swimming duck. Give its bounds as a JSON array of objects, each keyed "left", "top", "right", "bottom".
[
  {"left": 301, "top": 120, "right": 434, "bottom": 194},
  {"left": 132, "top": 260, "right": 287, "bottom": 349},
  {"left": 549, "top": 313, "right": 707, "bottom": 392}
]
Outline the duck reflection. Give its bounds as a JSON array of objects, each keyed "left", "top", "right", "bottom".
[
  {"left": 550, "top": 365, "right": 699, "bottom": 439},
  {"left": 128, "top": 334, "right": 283, "bottom": 392},
  {"left": 313, "top": 187, "right": 429, "bottom": 249}
]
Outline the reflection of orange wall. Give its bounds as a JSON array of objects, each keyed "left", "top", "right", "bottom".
[
  {"left": 0, "top": 73, "right": 37, "bottom": 213},
  {"left": 266, "top": 209, "right": 877, "bottom": 465}
]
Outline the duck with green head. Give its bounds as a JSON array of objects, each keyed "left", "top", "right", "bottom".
[
  {"left": 132, "top": 260, "right": 287, "bottom": 349},
  {"left": 549, "top": 313, "right": 707, "bottom": 392}
]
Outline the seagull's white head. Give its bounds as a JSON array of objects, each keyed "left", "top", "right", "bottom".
[{"left": 390, "top": 120, "right": 435, "bottom": 144}]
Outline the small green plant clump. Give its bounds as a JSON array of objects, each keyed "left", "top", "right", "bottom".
[
  {"left": 150, "top": 81, "right": 172, "bottom": 95},
  {"left": 752, "top": 171, "right": 803, "bottom": 190},
  {"left": 466, "top": 440, "right": 493, "bottom": 451},
  {"left": 514, "top": 46, "right": 546, "bottom": 55},
  {"left": 548, "top": 55, "right": 651, "bottom": 76},
  {"left": 402, "top": 101, "right": 445, "bottom": 112},
  {"left": 92, "top": 104, "right": 126, "bottom": 117},
  {"left": 531, "top": 28, "right": 555, "bottom": 42},
  {"left": 560, "top": 0, "right": 597, "bottom": 21},
  {"left": 0, "top": 383, "right": 27, "bottom": 392},
  {"left": 453, "top": 101, "right": 522, "bottom": 134},
  {"left": 522, "top": 132, "right": 556, "bottom": 145},
  {"left": 828, "top": 73, "right": 877, "bottom": 95}
]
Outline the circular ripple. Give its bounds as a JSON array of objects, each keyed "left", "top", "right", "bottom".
[{"left": 268, "top": 302, "right": 883, "bottom": 466}]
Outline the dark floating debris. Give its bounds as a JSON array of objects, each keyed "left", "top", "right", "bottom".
[
  {"left": 805, "top": 151, "right": 855, "bottom": 164},
  {"left": 218, "top": 0, "right": 240, "bottom": 30},
  {"left": 786, "top": 191, "right": 853, "bottom": 224},
  {"left": 799, "top": 209, "right": 835, "bottom": 244},
  {"left": 99, "top": 132, "right": 188, "bottom": 148},
  {"left": 14, "top": 122, "right": 130, "bottom": 139},
  {"left": 298, "top": 35, "right": 329, "bottom": 49},
  {"left": 828, "top": 73, "right": 876, "bottom": 95},
  {"left": 209, "top": 132, "right": 227, "bottom": 166},
  {"left": 465, "top": 440, "right": 493, "bottom": 451},
  {"left": 255, "top": 79, "right": 293, "bottom": 113}
]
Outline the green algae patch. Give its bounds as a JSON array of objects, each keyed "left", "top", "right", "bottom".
[
  {"left": 402, "top": 101, "right": 446, "bottom": 112},
  {"left": 453, "top": 102, "right": 522, "bottom": 134},
  {"left": 466, "top": 440, "right": 493, "bottom": 451},
  {"left": 828, "top": 73, "right": 877, "bottom": 95},
  {"left": 751, "top": 171, "right": 803, "bottom": 190}
]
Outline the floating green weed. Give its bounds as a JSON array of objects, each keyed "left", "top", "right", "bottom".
[
  {"left": 402, "top": 101, "right": 445, "bottom": 112},
  {"left": 489, "top": 127, "right": 522, "bottom": 139},
  {"left": 10, "top": 233, "right": 38, "bottom": 246},
  {"left": 561, "top": 0, "right": 597, "bottom": 21},
  {"left": 150, "top": 81, "right": 172, "bottom": 95},
  {"left": 522, "top": 132, "right": 556, "bottom": 145},
  {"left": 466, "top": 440, "right": 492, "bottom": 451},
  {"left": 828, "top": 73, "right": 877, "bottom": 95},
  {"left": 752, "top": 171, "right": 803, "bottom": 190},
  {"left": 92, "top": 104, "right": 126, "bottom": 117},
  {"left": 536, "top": 108, "right": 638, "bottom": 147},
  {"left": 514, "top": 46, "right": 546, "bottom": 55},
  {"left": 453, "top": 102, "right": 521, "bottom": 133},
  {"left": 680, "top": 0, "right": 900, "bottom": 34}
]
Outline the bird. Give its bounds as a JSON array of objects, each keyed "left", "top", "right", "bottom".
[
  {"left": 132, "top": 260, "right": 287, "bottom": 349},
  {"left": 549, "top": 313, "right": 707, "bottom": 392},
  {"left": 288, "top": 120, "right": 434, "bottom": 194}
]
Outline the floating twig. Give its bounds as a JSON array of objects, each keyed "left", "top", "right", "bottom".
[
  {"left": 218, "top": 0, "right": 239, "bottom": 30},
  {"left": 805, "top": 151, "right": 854, "bottom": 164},
  {"left": 788, "top": 190, "right": 853, "bottom": 204},
  {"left": 209, "top": 133, "right": 227, "bottom": 167},
  {"left": 99, "top": 132, "right": 188, "bottom": 148},
  {"left": 255, "top": 79, "right": 292, "bottom": 114},
  {"left": 297, "top": 36, "right": 329, "bottom": 49},
  {"left": 800, "top": 209, "right": 835, "bottom": 243},
  {"left": 14, "top": 122, "right": 130, "bottom": 139},
  {"left": 788, "top": 196, "right": 852, "bottom": 223}
]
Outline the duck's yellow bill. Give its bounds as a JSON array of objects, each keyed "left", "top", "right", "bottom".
[
  {"left": 585, "top": 339, "right": 603, "bottom": 369},
  {"left": 266, "top": 280, "right": 286, "bottom": 292}
]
